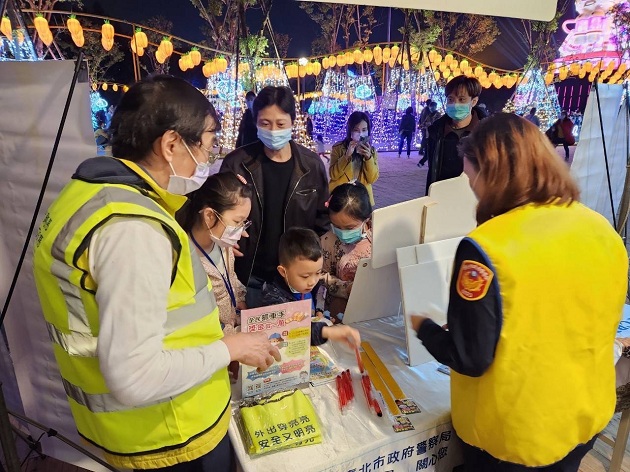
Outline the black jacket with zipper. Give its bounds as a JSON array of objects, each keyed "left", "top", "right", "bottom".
[{"left": 219, "top": 140, "right": 330, "bottom": 285}]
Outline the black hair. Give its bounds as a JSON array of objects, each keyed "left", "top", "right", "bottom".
[
  {"left": 253, "top": 86, "right": 296, "bottom": 122},
  {"left": 181, "top": 172, "right": 253, "bottom": 232},
  {"left": 345, "top": 111, "right": 371, "bottom": 142},
  {"left": 530, "top": 107, "right": 537, "bottom": 114},
  {"left": 95, "top": 110, "right": 107, "bottom": 127},
  {"left": 245, "top": 91, "right": 256, "bottom": 101},
  {"left": 328, "top": 182, "right": 372, "bottom": 221},
  {"left": 110, "top": 75, "right": 220, "bottom": 162},
  {"left": 444, "top": 75, "right": 482, "bottom": 99},
  {"left": 405, "top": 107, "right": 413, "bottom": 115},
  {"left": 278, "top": 227, "right": 322, "bottom": 267}
]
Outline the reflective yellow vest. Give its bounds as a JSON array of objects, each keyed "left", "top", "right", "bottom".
[
  {"left": 33, "top": 159, "right": 231, "bottom": 469},
  {"left": 451, "top": 202, "right": 628, "bottom": 466}
]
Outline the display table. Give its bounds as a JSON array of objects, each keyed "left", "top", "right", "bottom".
[{"left": 229, "top": 315, "right": 464, "bottom": 472}]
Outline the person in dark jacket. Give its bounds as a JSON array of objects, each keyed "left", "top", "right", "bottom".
[
  {"left": 425, "top": 76, "right": 485, "bottom": 195},
  {"left": 549, "top": 110, "right": 575, "bottom": 161},
  {"left": 261, "top": 228, "right": 361, "bottom": 348},
  {"left": 236, "top": 91, "right": 258, "bottom": 148},
  {"left": 398, "top": 106, "right": 416, "bottom": 158},
  {"left": 220, "top": 86, "right": 330, "bottom": 308}
]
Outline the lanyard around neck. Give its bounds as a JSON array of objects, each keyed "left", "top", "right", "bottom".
[{"left": 190, "top": 233, "right": 237, "bottom": 308}]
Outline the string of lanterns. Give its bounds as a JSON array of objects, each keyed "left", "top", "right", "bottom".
[{"left": 546, "top": 60, "right": 630, "bottom": 85}]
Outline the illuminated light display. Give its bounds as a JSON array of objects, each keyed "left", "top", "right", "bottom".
[{"left": 503, "top": 69, "right": 561, "bottom": 131}]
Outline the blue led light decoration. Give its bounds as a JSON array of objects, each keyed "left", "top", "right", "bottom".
[
  {"left": 503, "top": 68, "right": 560, "bottom": 131},
  {"left": 90, "top": 91, "right": 109, "bottom": 130},
  {"left": 0, "top": 28, "right": 37, "bottom": 61}
]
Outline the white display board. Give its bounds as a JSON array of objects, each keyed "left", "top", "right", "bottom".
[
  {"left": 571, "top": 84, "right": 628, "bottom": 227},
  {"left": 424, "top": 175, "right": 477, "bottom": 243},
  {"left": 301, "top": 0, "right": 558, "bottom": 21},
  {"left": 397, "top": 238, "right": 462, "bottom": 366},
  {"left": 342, "top": 258, "right": 401, "bottom": 324},
  {"left": 371, "top": 197, "right": 433, "bottom": 269},
  {"left": 0, "top": 61, "right": 107, "bottom": 471}
]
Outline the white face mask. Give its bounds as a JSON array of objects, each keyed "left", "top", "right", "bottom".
[
  {"left": 166, "top": 141, "right": 211, "bottom": 195},
  {"left": 206, "top": 210, "right": 245, "bottom": 248}
]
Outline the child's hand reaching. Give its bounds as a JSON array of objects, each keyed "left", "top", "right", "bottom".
[{"left": 322, "top": 325, "right": 361, "bottom": 350}]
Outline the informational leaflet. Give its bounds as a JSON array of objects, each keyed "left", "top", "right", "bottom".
[{"left": 241, "top": 299, "right": 312, "bottom": 398}]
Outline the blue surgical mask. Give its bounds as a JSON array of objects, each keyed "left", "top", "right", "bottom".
[
  {"left": 332, "top": 223, "right": 365, "bottom": 245},
  {"left": 446, "top": 103, "right": 472, "bottom": 122},
  {"left": 258, "top": 127, "right": 292, "bottom": 151}
]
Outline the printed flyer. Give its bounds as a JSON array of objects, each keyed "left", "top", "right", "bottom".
[{"left": 241, "top": 299, "right": 312, "bottom": 398}]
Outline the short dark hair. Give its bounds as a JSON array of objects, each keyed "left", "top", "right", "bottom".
[
  {"left": 530, "top": 107, "right": 537, "bottom": 114},
  {"left": 253, "top": 86, "right": 296, "bottom": 122},
  {"left": 406, "top": 107, "right": 413, "bottom": 115},
  {"left": 345, "top": 111, "right": 371, "bottom": 142},
  {"left": 110, "top": 75, "right": 219, "bottom": 161},
  {"left": 278, "top": 228, "right": 322, "bottom": 267},
  {"left": 329, "top": 182, "right": 372, "bottom": 221},
  {"left": 181, "top": 172, "right": 253, "bottom": 232},
  {"left": 445, "top": 75, "right": 482, "bottom": 99},
  {"left": 245, "top": 91, "right": 256, "bottom": 101}
]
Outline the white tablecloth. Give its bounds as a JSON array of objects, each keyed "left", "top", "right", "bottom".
[{"left": 229, "top": 315, "right": 463, "bottom": 472}]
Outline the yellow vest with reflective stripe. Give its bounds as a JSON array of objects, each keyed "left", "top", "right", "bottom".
[
  {"left": 451, "top": 202, "right": 627, "bottom": 466},
  {"left": 33, "top": 159, "right": 231, "bottom": 469}
]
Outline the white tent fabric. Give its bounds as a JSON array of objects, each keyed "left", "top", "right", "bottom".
[
  {"left": 0, "top": 60, "right": 108, "bottom": 471},
  {"left": 571, "top": 84, "right": 628, "bottom": 227}
]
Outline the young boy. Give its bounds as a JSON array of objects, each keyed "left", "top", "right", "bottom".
[{"left": 262, "top": 227, "right": 361, "bottom": 348}]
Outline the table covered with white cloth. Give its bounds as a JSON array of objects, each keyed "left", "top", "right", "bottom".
[{"left": 229, "top": 315, "right": 464, "bottom": 472}]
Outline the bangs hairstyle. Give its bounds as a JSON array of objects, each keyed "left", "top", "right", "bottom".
[
  {"left": 459, "top": 113, "right": 580, "bottom": 225},
  {"left": 444, "top": 75, "right": 482, "bottom": 99},
  {"left": 278, "top": 228, "right": 322, "bottom": 267},
  {"left": 253, "top": 86, "right": 296, "bottom": 122},
  {"left": 345, "top": 111, "right": 372, "bottom": 142},
  {"left": 110, "top": 75, "right": 220, "bottom": 162},
  {"left": 329, "top": 182, "right": 372, "bottom": 222},
  {"left": 180, "top": 172, "right": 253, "bottom": 232}
]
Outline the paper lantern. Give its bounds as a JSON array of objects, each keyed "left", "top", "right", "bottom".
[
  {"left": 373, "top": 46, "right": 382, "bottom": 65},
  {"left": 382, "top": 46, "right": 391, "bottom": 62},
  {"left": 578, "top": 68, "right": 586, "bottom": 79},
  {"left": 391, "top": 44, "right": 400, "bottom": 61},
  {"left": 305, "top": 62, "right": 314, "bottom": 75},
  {"left": 328, "top": 55, "right": 336, "bottom": 68},
  {"left": 439, "top": 62, "right": 447, "bottom": 72},
  {"left": 130, "top": 38, "right": 140, "bottom": 54},
  {"left": 298, "top": 65, "right": 306, "bottom": 78},
  {"left": 388, "top": 56, "right": 396, "bottom": 68},
  {"left": 434, "top": 54, "right": 442, "bottom": 65},
  {"left": 202, "top": 61, "right": 212, "bottom": 77},
  {"left": 544, "top": 73, "right": 554, "bottom": 85},
  {"left": 559, "top": 67, "right": 568, "bottom": 81},
  {"left": 190, "top": 47, "right": 202, "bottom": 66},
  {"left": 354, "top": 49, "right": 363, "bottom": 64},
  {"left": 442, "top": 67, "right": 451, "bottom": 79},
  {"left": 155, "top": 48, "right": 166, "bottom": 64},
  {"left": 337, "top": 54, "right": 346, "bottom": 67},
  {"left": 40, "top": 28, "right": 53, "bottom": 46},
  {"left": 1, "top": 16, "right": 11, "bottom": 39},
  {"left": 123, "top": 85, "right": 129, "bottom": 92},
  {"left": 159, "top": 37, "right": 173, "bottom": 57},
  {"left": 444, "top": 53, "right": 453, "bottom": 66},
  {"left": 312, "top": 61, "right": 321, "bottom": 75},
  {"left": 101, "top": 36, "right": 114, "bottom": 51},
  {"left": 345, "top": 51, "right": 354, "bottom": 65},
  {"left": 460, "top": 59, "right": 469, "bottom": 71},
  {"left": 72, "top": 31, "right": 84, "bottom": 47},
  {"left": 403, "top": 60, "right": 410, "bottom": 71},
  {"left": 113, "top": 84, "right": 119, "bottom": 91},
  {"left": 102, "top": 83, "right": 108, "bottom": 91},
  {"left": 364, "top": 48, "right": 373, "bottom": 63},
  {"left": 569, "top": 62, "right": 580, "bottom": 75},
  {"left": 450, "top": 60, "right": 458, "bottom": 71},
  {"left": 102, "top": 20, "right": 114, "bottom": 41},
  {"left": 67, "top": 15, "right": 82, "bottom": 36},
  {"left": 133, "top": 28, "right": 148, "bottom": 48},
  {"left": 216, "top": 56, "right": 228, "bottom": 73},
  {"left": 584, "top": 61, "right": 593, "bottom": 73},
  {"left": 452, "top": 68, "right": 461, "bottom": 77},
  {"left": 474, "top": 65, "right": 483, "bottom": 77},
  {"left": 488, "top": 71, "right": 498, "bottom": 82},
  {"left": 322, "top": 57, "right": 329, "bottom": 69},
  {"left": 179, "top": 56, "right": 188, "bottom": 71},
  {"left": 91, "top": 83, "right": 97, "bottom": 91},
  {"left": 34, "top": 14, "right": 50, "bottom": 38},
  {"left": 434, "top": 70, "right": 440, "bottom": 81}
]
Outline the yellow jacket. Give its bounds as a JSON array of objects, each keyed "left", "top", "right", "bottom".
[
  {"left": 33, "top": 158, "right": 231, "bottom": 469},
  {"left": 451, "top": 202, "right": 627, "bottom": 466},
  {"left": 329, "top": 141, "right": 379, "bottom": 205}
]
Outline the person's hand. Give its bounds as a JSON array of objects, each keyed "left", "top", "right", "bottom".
[
  {"left": 222, "top": 332, "right": 281, "bottom": 371},
  {"left": 410, "top": 314, "right": 429, "bottom": 332},
  {"left": 236, "top": 300, "right": 248, "bottom": 311},
  {"left": 357, "top": 142, "right": 372, "bottom": 159},
  {"left": 232, "top": 229, "right": 249, "bottom": 257},
  {"left": 322, "top": 325, "right": 361, "bottom": 349},
  {"left": 346, "top": 141, "right": 358, "bottom": 158}
]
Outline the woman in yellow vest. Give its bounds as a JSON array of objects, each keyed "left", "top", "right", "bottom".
[
  {"left": 411, "top": 113, "right": 628, "bottom": 471},
  {"left": 33, "top": 76, "right": 281, "bottom": 471}
]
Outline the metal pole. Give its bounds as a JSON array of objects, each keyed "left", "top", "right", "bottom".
[{"left": 0, "top": 384, "right": 20, "bottom": 472}]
